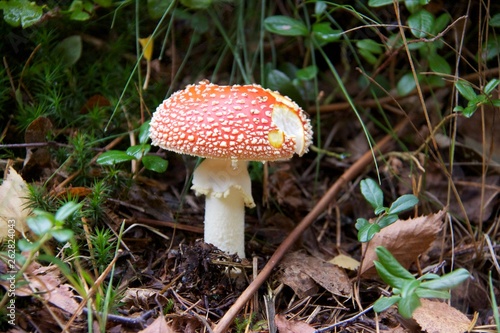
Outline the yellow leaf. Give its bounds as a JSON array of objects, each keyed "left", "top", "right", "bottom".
[{"left": 139, "top": 35, "right": 154, "bottom": 61}]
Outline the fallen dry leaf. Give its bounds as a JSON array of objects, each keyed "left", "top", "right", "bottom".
[
  {"left": 279, "top": 251, "right": 352, "bottom": 298},
  {"left": 412, "top": 299, "right": 471, "bottom": 333},
  {"left": 275, "top": 314, "right": 316, "bottom": 333},
  {"left": 361, "top": 209, "right": 445, "bottom": 277},
  {"left": 329, "top": 253, "right": 360, "bottom": 271},
  {"left": 0, "top": 167, "right": 31, "bottom": 239},
  {"left": 139, "top": 315, "right": 175, "bottom": 333},
  {"left": 121, "top": 287, "right": 169, "bottom": 311}
]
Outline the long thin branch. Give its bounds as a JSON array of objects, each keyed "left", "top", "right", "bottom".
[{"left": 213, "top": 117, "right": 412, "bottom": 333}]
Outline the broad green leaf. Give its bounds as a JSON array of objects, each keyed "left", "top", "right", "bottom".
[
  {"left": 54, "top": 35, "right": 82, "bottom": 67},
  {"left": 420, "top": 268, "right": 470, "bottom": 290},
  {"left": 374, "top": 206, "right": 387, "bottom": 215},
  {"left": 358, "top": 49, "right": 378, "bottom": 65},
  {"left": 147, "top": 0, "right": 174, "bottom": 19},
  {"left": 428, "top": 53, "right": 451, "bottom": 74},
  {"left": 374, "top": 261, "right": 411, "bottom": 289},
  {"left": 51, "top": 229, "right": 74, "bottom": 242},
  {"left": 314, "top": 1, "right": 327, "bottom": 16},
  {"left": 375, "top": 246, "right": 415, "bottom": 280},
  {"left": 491, "top": 99, "right": 500, "bottom": 107},
  {"left": 407, "top": 9, "right": 434, "bottom": 38},
  {"left": 462, "top": 104, "right": 477, "bottom": 118},
  {"left": 126, "top": 144, "right": 151, "bottom": 159},
  {"left": 355, "top": 217, "right": 369, "bottom": 230},
  {"left": 373, "top": 296, "right": 401, "bottom": 313},
  {"left": 398, "top": 293, "right": 421, "bottom": 318},
  {"left": 400, "top": 278, "right": 421, "bottom": 298},
  {"left": 312, "top": 22, "right": 341, "bottom": 45},
  {"left": 69, "top": 1, "right": 91, "bottom": 21},
  {"left": 264, "top": 16, "right": 308, "bottom": 37},
  {"left": 433, "top": 13, "right": 451, "bottom": 35},
  {"left": 296, "top": 65, "right": 318, "bottom": 81},
  {"left": 357, "top": 223, "right": 381, "bottom": 242},
  {"left": 387, "top": 194, "right": 418, "bottom": 215},
  {"left": 368, "top": 0, "right": 399, "bottom": 7},
  {"left": 17, "top": 239, "right": 39, "bottom": 251},
  {"left": 484, "top": 79, "right": 500, "bottom": 95},
  {"left": 357, "top": 39, "right": 383, "bottom": 54},
  {"left": 0, "top": 0, "right": 43, "bottom": 27},
  {"left": 96, "top": 150, "right": 135, "bottom": 165},
  {"left": 55, "top": 201, "right": 82, "bottom": 222},
  {"left": 415, "top": 288, "right": 450, "bottom": 299},
  {"left": 404, "top": 0, "right": 422, "bottom": 13},
  {"left": 397, "top": 72, "right": 420, "bottom": 96},
  {"left": 455, "top": 80, "right": 477, "bottom": 101},
  {"left": 490, "top": 13, "right": 500, "bottom": 27},
  {"left": 27, "top": 215, "right": 53, "bottom": 236},
  {"left": 138, "top": 121, "right": 151, "bottom": 144},
  {"left": 378, "top": 214, "right": 398, "bottom": 228},
  {"left": 481, "top": 36, "right": 500, "bottom": 62},
  {"left": 142, "top": 155, "right": 168, "bottom": 173},
  {"left": 360, "top": 178, "right": 384, "bottom": 210}
]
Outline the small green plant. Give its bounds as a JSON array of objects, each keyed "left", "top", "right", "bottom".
[
  {"left": 373, "top": 246, "right": 470, "bottom": 318},
  {"left": 89, "top": 228, "right": 116, "bottom": 274},
  {"left": 96, "top": 121, "right": 168, "bottom": 173},
  {"left": 453, "top": 78, "right": 500, "bottom": 118},
  {"left": 355, "top": 178, "right": 419, "bottom": 242}
]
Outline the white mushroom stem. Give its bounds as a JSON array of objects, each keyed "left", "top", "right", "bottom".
[{"left": 191, "top": 158, "right": 255, "bottom": 258}]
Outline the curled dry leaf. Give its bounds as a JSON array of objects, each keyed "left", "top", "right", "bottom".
[
  {"left": 412, "top": 299, "right": 471, "bottom": 333},
  {"left": 275, "top": 314, "right": 316, "bottom": 333},
  {"left": 121, "top": 287, "right": 169, "bottom": 311},
  {"left": 361, "top": 209, "right": 446, "bottom": 277},
  {"left": 278, "top": 251, "right": 352, "bottom": 298},
  {"left": 0, "top": 167, "right": 31, "bottom": 239},
  {"left": 139, "top": 315, "right": 175, "bottom": 333}
]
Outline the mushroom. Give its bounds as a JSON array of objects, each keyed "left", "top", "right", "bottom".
[{"left": 149, "top": 80, "right": 313, "bottom": 258}]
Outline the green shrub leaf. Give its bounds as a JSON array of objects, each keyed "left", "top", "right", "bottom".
[
  {"left": 373, "top": 296, "right": 401, "bottom": 313},
  {"left": 27, "top": 215, "right": 53, "bottom": 236},
  {"left": 428, "top": 53, "right": 451, "bottom": 74},
  {"left": 54, "top": 35, "right": 82, "bottom": 68},
  {"left": 455, "top": 81, "right": 477, "bottom": 101},
  {"left": 312, "top": 22, "right": 341, "bottom": 45},
  {"left": 375, "top": 246, "right": 415, "bottom": 281},
  {"left": 55, "top": 201, "right": 82, "bottom": 222},
  {"left": 387, "top": 194, "right": 418, "bottom": 215},
  {"left": 484, "top": 79, "right": 500, "bottom": 95},
  {"left": 126, "top": 144, "right": 151, "bottom": 159},
  {"left": 415, "top": 288, "right": 450, "bottom": 299},
  {"left": 408, "top": 9, "right": 434, "bottom": 38},
  {"left": 51, "top": 229, "right": 74, "bottom": 242},
  {"left": 264, "top": 16, "right": 308, "bottom": 36},
  {"left": 357, "top": 223, "right": 381, "bottom": 242},
  {"left": 420, "top": 268, "right": 470, "bottom": 290},
  {"left": 97, "top": 150, "right": 135, "bottom": 165},
  {"left": 139, "top": 121, "right": 151, "bottom": 144},
  {"left": 368, "top": 0, "right": 397, "bottom": 7},
  {"left": 0, "top": 0, "right": 43, "bottom": 27},
  {"left": 360, "top": 178, "right": 384, "bottom": 211},
  {"left": 378, "top": 214, "right": 398, "bottom": 228},
  {"left": 398, "top": 293, "right": 421, "bottom": 318},
  {"left": 296, "top": 65, "right": 318, "bottom": 81},
  {"left": 142, "top": 155, "right": 168, "bottom": 173}
]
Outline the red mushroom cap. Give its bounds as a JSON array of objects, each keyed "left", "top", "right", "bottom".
[{"left": 149, "top": 80, "right": 313, "bottom": 161}]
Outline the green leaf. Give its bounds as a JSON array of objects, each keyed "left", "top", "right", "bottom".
[
  {"left": 387, "top": 194, "right": 418, "bottom": 215},
  {"left": 398, "top": 293, "right": 421, "bottom": 318},
  {"left": 180, "top": 0, "right": 212, "bottom": 9},
  {"left": 490, "top": 13, "right": 500, "bottom": 27},
  {"left": 415, "top": 288, "right": 450, "bottom": 299},
  {"left": 138, "top": 121, "right": 151, "bottom": 144},
  {"left": 360, "top": 178, "right": 384, "bottom": 210},
  {"left": 355, "top": 217, "right": 369, "bottom": 230},
  {"left": 433, "top": 13, "right": 451, "bottom": 35},
  {"left": 378, "top": 214, "right": 398, "bottom": 228},
  {"left": 357, "top": 39, "right": 383, "bottom": 54},
  {"left": 314, "top": 1, "right": 327, "bottom": 16},
  {"left": 50, "top": 229, "right": 74, "bottom": 242},
  {"left": 142, "top": 155, "right": 168, "bottom": 173},
  {"left": 428, "top": 53, "right": 451, "bottom": 74},
  {"left": 374, "top": 261, "right": 411, "bottom": 289},
  {"left": 481, "top": 36, "right": 500, "bottom": 62},
  {"left": 357, "top": 223, "right": 381, "bottom": 242},
  {"left": 0, "top": 0, "right": 43, "bottom": 27},
  {"left": 368, "top": 0, "right": 398, "bottom": 7},
  {"left": 296, "top": 65, "right": 318, "bottom": 81},
  {"left": 455, "top": 80, "right": 477, "bottom": 101},
  {"left": 55, "top": 202, "right": 82, "bottom": 222},
  {"left": 374, "top": 206, "right": 387, "bottom": 215},
  {"left": 53, "top": 35, "right": 82, "bottom": 67},
  {"left": 358, "top": 49, "right": 378, "bottom": 65},
  {"left": 375, "top": 246, "right": 415, "bottom": 280},
  {"left": 68, "top": 1, "right": 91, "bottom": 21},
  {"left": 97, "top": 150, "right": 135, "bottom": 165},
  {"left": 420, "top": 268, "right": 470, "bottom": 290},
  {"left": 264, "top": 16, "right": 308, "bottom": 37},
  {"left": 453, "top": 105, "right": 464, "bottom": 113},
  {"left": 462, "top": 104, "right": 477, "bottom": 118},
  {"left": 147, "top": 0, "right": 174, "bottom": 19},
  {"left": 407, "top": 9, "right": 434, "bottom": 38},
  {"left": 491, "top": 99, "right": 500, "bottom": 107},
  {"left": 311, "top": 22, "right": 341, "bottom": 45},
  {"left": 373, "top": 296, "right": 401, "bottom": 313},
  {"left": 484, "top": 79, "right": 500, "bottom": 95},
  {"left": 27, "top": 215, "right": 53, "bottom": 236},
  {"left": 397, "top": 72, "right": 420, "bottom": 96},
  {"left": 126, "top": 144, "right": 151, "bottom": 160},
  {"left": 17, "top": 239, "right": 39, "bottom": 251}
]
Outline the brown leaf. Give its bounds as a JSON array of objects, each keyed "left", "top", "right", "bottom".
[
  {"left": 121, "top": 287, "right": 169, "bottom": 311},
  {"left": 275, "top": 314, "right": 316, "bottom": 333},
  {"left": 412, "top": 299, "right": 471, "bottom": 333},
  {"left": 361, "top": 210, "right": 445, "bottom": 277},
  {"left": 139, "top": 315, "right": 175, "bottom": 333},
  {"left": 0, "top": 167, "right": 31, "bottom": 239},
  {"left": 279, "top": 252, "right": 352, "bottom": 298}
]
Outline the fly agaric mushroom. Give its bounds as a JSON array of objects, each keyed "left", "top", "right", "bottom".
[{"left": 149, "top": 80, "right": 312, "bottom": 258}]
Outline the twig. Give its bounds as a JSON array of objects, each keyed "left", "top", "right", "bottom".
[
  {"left": 81, "top": 308, "right": 155, "bottom": 328},
  {"left": 313, "top": 306, "right": 374, "bottom": 332},
  {"left": 213, "top": 117, "right": 411, "bottom": 333}
]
